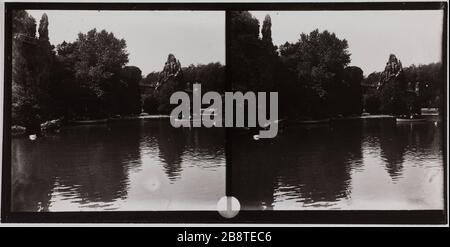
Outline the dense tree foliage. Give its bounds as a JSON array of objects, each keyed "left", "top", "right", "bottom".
[
  {"left": 12, "top": 11, "right": 142, "bottom": 130},
  {"left": 118, "top": 66, "right": 142, "bottom": 115},
  {"left": 50, "top": 29, "right": 139, "bottom": 119},
  {"left": 12, "top": 10, "right": 37, "bottom": 126},
  {"left": 12, "top": 10, "right": 444, "bottom": 132},
  {"left": 342, "top": 66, "right": 364, "bottom": 115},
  {"left": 279, "top": 29, "right": 354, "bottom": 118},
  {"left": 12, "top": 10, "right": 55, "bottom": 131},
  {"left": 403, "top": 63, "right": 443, "bottom": 109},
  {"left": 230, "top": 11, "right": 278, "bottom": 92},
  {"left": 363, "top": 62, "right": 443, "bottom": 114},
  {"left": 378, "top": 75, "right": 408, "bottom": 115},
  {"left": 70, "top": 29, "right": 129, "bottom": 117},
  {"left": 182, "top": 62, "right": 226, "bottom": 93},
  {"left": 143, "top": 94, "right": 159, "bottom": 114},
  {"left": 230, "top": 11, "right": 362, "bottom": 119},
  {"left": 141, "top": 62, "right": 225, "bottom": 114}
]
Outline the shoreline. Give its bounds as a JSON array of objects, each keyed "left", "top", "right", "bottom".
[
  {"left": 72, "top": 114, "right": 170, "bottom": 124},
  {"left": 11, "top": 114, "right": 171, "bottom": 137},
  {"left": 290, "top": 114, "right": 395, "bottom": 124},
  {"left": 12, "top": 113, "right": 441, "bottom": 137}
]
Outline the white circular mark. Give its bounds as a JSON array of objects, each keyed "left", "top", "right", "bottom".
[
  {"left": 144, "top": 174, "right": 161, "bottom": 192},
  {"left": 217, "top": 196, "right": 240, "bottom": 219}
]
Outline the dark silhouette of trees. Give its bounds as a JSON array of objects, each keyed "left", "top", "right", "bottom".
[
  {"left": 230, "top": 11, "right": 443, "bottom": 119},
  {"left": 229, "top": 11, "right": 361, "bottom": 119},
  {"left": 230, "top": 11, "right": 278, "bottom": 92},
  {"left": 117, "top": 66, "right": 142, "bottom": 115},
  {"left": 71, "top": 29, "right": 129, "bottom": 118},
  {"left": 12, "top": 10, "right": 38, "bottom": 126},
  {"left": 375, "top": 54, "right": 410, "bottom": 115},
  {"left": 362, "top": 61, "right": 442, "bottom": 115},
  {"left": 12, "top": 11, "right": 55, "bottom": 132},
  {"left": 378, "top": 76, "right": 408, "bottom": 115},
  {"left": 154, "top": 54, "right": 184, "bottom": 114},
  {"left": 35, "top": 13, "right": 56, "bottom": 119},
  {"left": 143, "top": 95, "right": 159, "bottom": 114},
  {"left": 140, "top": 72, "right": 160, "bottom": 114},
  {"left": 140, "top": 62, "right": 225, "bottom": 114},
  {"left": 261, "top": 15, "right": 273, "bottom": 44},
  {"left": 51, "top": 29, "right": 133, "bottom": 119},
  {"left": 402, "top": 63, "right": 443, "bottom": 110},
  {"left": 182, "top": 62, "right": 225, "bottom": 93},
  {"left": 50, "top": 41, "right": 79, "bottom": 119},
  {"left": 342, "top": 66, "right": 364, "bottom": 115},
  {"left": 12, "top": 9, "right": 443, "bottom": 129},
  {"left": 362, "top": 72, "right": 383, "bottom": 114},
  {"left": 279, "top": 29, "right": 352, "bottom": 118},
  {"left": 12, "top": 11, "right": 147, "bottom": 127}
]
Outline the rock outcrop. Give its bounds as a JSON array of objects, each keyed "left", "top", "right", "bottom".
[
  {"left": 156, "top": 53, "right": 182, "bottom": 90},
  {"left": 377, "top": 54, "right": 403, "bottom": 90}
]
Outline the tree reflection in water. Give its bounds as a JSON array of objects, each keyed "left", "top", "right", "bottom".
[
  {"left": 232, "top": 119, "right": 442, "bottom": 210},
  {"left": 12, "top": 119, "right": 225, "bottom": 211}
]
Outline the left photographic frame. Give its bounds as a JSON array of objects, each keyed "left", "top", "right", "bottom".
[{"left": 2, "top": 3, "right": 227, "bottom": 223}]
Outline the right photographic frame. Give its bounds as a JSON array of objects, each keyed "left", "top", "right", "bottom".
[{"left": 227, "top": 3, "right": 447, "bottom": 224}]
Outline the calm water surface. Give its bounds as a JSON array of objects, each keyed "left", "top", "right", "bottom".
[
  {"left": 232, "top": 119, "right": 444, "bottom": 210},
  {"left": 12, "top": 118, "right": 444, "bottom": 211},
  {"left": 12, "top": 119, "right": 225, "bottom": 211}
]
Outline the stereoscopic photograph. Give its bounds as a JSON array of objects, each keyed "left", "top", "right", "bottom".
[
  {"left": 9, "top": 9, "right": 226, "bottom": 211},
  {"left": 1, "top": 2, "right": 447, "bottom": 225},
  {"left": 230, "top": 10, "right": 445, "bottom": 211}
]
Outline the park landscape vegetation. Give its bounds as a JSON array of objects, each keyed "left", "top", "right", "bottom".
[
  {"left": 229, "top": 11, "right": 443, "bottom": 121},
  {"left": 11, "top": 10, "right": 443, "bottom": 136}
]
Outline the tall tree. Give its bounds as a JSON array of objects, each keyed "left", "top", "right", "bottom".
[
  {"left": 35, "top": 13, "right": 56, "bottom": 118},
  {"left": 38, "top": 13, "right": 49, "bottom": 41},
  {"left": 261, "top": 14, "right": 272, "bottom": 44},
  {"left": 342, "top": 66, "right": 364, "bottom": 115},
  {"left": 51, "top": 41, "right": 79, "bottom": 119},
  {"left": 230, "top": 11, "right": 279, "bottom": 92},
  {"left": 12, "top": 10, "right": 40, "bottom": 129},
  {"left": 118, "top": 66, "right": 142, "bottom": 115},
  {"left": 279, "top": 29, "right": 351, "bottom": 118},
  {"left": 72, "top": 29, "right": 129, "bottom": 117},
  {"left": 229, "top": 11, "right": 262, "bottom": 91}
]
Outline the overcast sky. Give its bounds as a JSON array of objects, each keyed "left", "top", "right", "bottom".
[
  {"left": 27, "top": 10, "right": 225, "bottom": 75},
  {"left": 25, "top": 10, "right": 443, "bottom": 76},
  {"left": 251, "top": 10, "right": 444, "bottom": 75}
]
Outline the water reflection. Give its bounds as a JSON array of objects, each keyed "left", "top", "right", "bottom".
[
  {"left": 12, "top": 118, "right": 443, "bottom": 211},
  {"left": 12, "top": 119, "right": 225, "bottom": 211},
  {"left": 155, "top": 122, "right": 186, "bottom": 181},
  {"left": 379, "top": 121, "right": 407, "bottom": 180},
  {"left": 232, "top": 119, "right": 443, "bottom": 210}
]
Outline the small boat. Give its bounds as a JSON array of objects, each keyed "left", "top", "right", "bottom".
[
  {"left": 71, "top": 119, "right": 109, "bottom": 125},
  {"left": 396, "top": 115, "right": 426, "bottom": 123},
  {"left": 290, "top": 118, "right": 330, "bottom": 124}
]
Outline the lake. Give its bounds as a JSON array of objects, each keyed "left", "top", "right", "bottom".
[
  {"left": 231, "top": 118, "right": 444, "bottom": 210},
  {"left": 12, "top": 119, "right": 226, "bottom": 211},
  {"left": 11, "top": 117, "right": 444, "bottom": 212}
]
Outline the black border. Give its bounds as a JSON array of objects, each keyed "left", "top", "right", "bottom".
[{"left": 2, "top": 2, "right": 448, "bottom": 224}]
